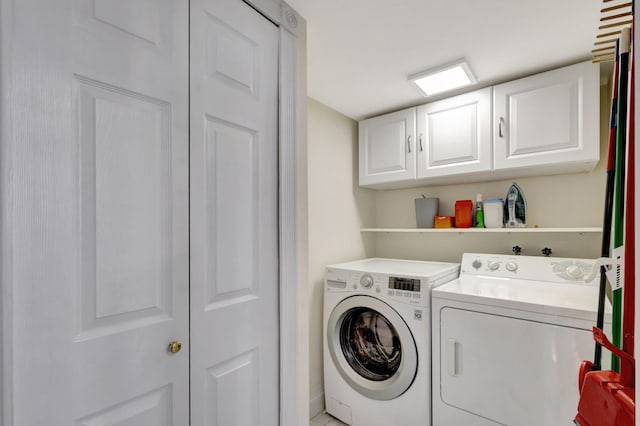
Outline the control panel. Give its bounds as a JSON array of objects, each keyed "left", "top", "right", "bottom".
[
  {"left": 324, "top": 269, "right": 428, "bottom": 305},
  {"left": 389, "top": 277, "right": 421, "bottom": 292},
  {"left": 461, "top": 253, "right": 595, "bottom": 284}
]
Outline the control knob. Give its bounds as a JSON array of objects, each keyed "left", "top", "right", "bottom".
[
  {"left": 472, "top": 259, "right": 482, "bottom": 270},
  {"left": 360, "top": 274, "right": 374, "bottom": 289},
  {"left": 565, "top": 265, "right": 584, "bottom": 280},
  {"left": 488, "top": 261, "right": 500, "bottom": 271},
  {"left": 505, "top": 262, "right": 518, "bottom": 272}
]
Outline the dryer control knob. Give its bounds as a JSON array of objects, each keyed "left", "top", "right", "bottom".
[
  {"left": 488, "top": 261, "right": 500, "bottom": 271},
  {"left": 472, "top": 259, "right": 482, "bottom": 269},
  {"left": 566, "top": 265, "right": 584, "bottom": 279},
  {"left": 505, "top": 262, "right": 518, "bottom": 272},
  {"left": 360, "top": 274, "right": 374, "bottom": 289}
]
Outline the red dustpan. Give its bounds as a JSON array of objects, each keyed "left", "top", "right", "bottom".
[{"left": 575, "top": 330, "right": 635, "bottom": 425}]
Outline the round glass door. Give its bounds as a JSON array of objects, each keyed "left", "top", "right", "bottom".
[
  {"left": 327, "top": 295, "right": 418, "bottom": 400},
  {"left": 340, "top": 307, "right": 402, "bottom": 381}
]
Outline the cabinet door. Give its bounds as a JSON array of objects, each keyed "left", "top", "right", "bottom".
[
  {"left": 416, "top": 88, "right": 492, "bottom": 179},
  {"left": 359, "top": 107, "right": 416, "bottom": 186},
  {"left": 493, "top": 61, "right": 599, "bottom": 171}
]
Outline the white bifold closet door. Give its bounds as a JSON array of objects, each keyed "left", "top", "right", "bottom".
[
  {"left": 6, "top": 0, "right": 279, "bottom": 424},
  {"left": 189, "top": 0, "right": 280, "bottom": 425},
  {"left": 7, "top": 0, "right": 190, "bottom": 425}
]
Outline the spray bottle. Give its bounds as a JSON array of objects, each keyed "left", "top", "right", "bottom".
[{"left": 475, "top": 193, "right": 485, "bottom": 228}]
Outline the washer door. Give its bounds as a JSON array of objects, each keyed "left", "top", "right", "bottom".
[{"left": 327, "top": 295, "right": 418, "bottom": 400}]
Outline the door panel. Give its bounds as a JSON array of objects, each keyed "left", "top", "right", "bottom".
[
  {"left": 76, "top": 77, "right": 174, "bottom": 334},
  {"left": 7, "top": 0, "right": 189, "bottom": 424},
  {"left": 204, "top": 119, "right": 258, "bottom": 306},
  {"left": 190, "top": 0, "right": 280, "bottom": 425},
  {"left": 72, "top": 0, "right": 189, "bottom": 421},
  {"left": 74, "top": 0, "right": 172, "bottom": 51},
  {"left": 75, "top": 385, "right": 172, "bottom": 426},
  {"left": 205, "top": 350, "right": 260, "bottom": 426}
]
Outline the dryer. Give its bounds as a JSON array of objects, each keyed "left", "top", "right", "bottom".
[
  {"left": 324, "top": 258, "right": 460, "bottom": 426},
  {"left": 431, "top": 253, "right": 611, "bottom": 426}
]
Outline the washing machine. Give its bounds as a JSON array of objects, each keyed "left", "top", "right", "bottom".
[
  {"left": 431, "top": 253, "right": 612, "bottom": 426},
  {"left": 324, "top": 258, "right": 460, "bottom": 426}
]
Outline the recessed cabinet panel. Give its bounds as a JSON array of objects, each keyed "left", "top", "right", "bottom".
[
  {"left": 368, "top": 122, "right": 407, "bottom": 172},
  {"left": 493, "top": 61, "right": 599, "bottom": 171},
  {"left": 429, "top": 104, "right": 478, "bottom": 164},
  {"left": 509, "top": 83, "right": 576, "bottom": 154},
  {"left": 417, "top": 88, "right": 491, "bottom": 179},
  {"left": 359, "top": 107, "right": 416, "bottom": 186}
]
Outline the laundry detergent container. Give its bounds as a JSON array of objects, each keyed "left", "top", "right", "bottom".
[{"left": 484, "top": 198, "right": 504, "bottom": 228}]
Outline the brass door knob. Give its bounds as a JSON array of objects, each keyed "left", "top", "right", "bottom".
[{"left": 168, "top": 341, "right": 182, "bottom": 354}]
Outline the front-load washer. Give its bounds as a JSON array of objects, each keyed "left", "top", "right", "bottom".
[
  {"left": 324, "top": 258, "right": 460, "bottom": 426},
  {"left": 432, "top": 253, "right": 612, "bottom": 426}
]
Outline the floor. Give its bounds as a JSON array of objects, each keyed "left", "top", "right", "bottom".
[{"left": 310, "top": 411, "right": 348, "bottom": 426}]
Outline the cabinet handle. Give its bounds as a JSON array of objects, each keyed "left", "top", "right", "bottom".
[
  {"left": 419, "top": 133, "right": 424, "bottom": 151},
  {"left": 498, "top": 117, "right": 505, "bottom": 138},
  {"left": 447, "top": 338, "right": 458, "bottom": 376},
  {"left": 407, "top": 135, "right": 412, "bottom": 153}
]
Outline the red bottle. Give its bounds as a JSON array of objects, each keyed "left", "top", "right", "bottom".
[{"left": 455, "top": 200, "right": 474, "bottom": 228}]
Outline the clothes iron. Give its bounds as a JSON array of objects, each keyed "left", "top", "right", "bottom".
[{"left": 505, "top": 182, "right": 526, "bottom": 228}]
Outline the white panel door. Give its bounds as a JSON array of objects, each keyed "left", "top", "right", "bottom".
[
  {"left": 359, "top": 107, "right": 416, "bottom": 186},
  {"left": 190, "top": 0, "right": 280, "bottom": 425},
  {"left": 7, "top": 0, "right": 189, "bottom": 425},
  {"left": 416, "top": 88, "right": 492, "bottom": 179},
  {"left": 493, "top": 61, "right": 599, "bottom": 171}
]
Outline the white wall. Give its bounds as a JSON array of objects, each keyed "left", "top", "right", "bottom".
[{"left": 307, "top": 98, "right": 375, "bottom": 416}]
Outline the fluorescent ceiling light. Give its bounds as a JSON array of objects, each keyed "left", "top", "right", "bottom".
[{"left": 409, "top": 59, "right": 477, "bottom": 97}]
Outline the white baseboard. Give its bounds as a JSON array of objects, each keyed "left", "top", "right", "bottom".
[{"left": 309, "top": 391, "right": 325, "bottom": 419}]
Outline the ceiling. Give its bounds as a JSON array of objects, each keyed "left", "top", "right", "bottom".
[{"left": 285, "top": 0, "right": 604, "bottom": 120}]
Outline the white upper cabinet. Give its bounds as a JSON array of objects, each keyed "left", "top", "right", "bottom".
[
  {"left": 358, "top": 60, "right": 600, "bottom": 189},
  {"left": 359, "top": 107, "right": 416, "bottom": 186},
  {"left": 493, "top": 61, "right": 599, "bottom": 173},
  {"left": 416, "top": 88, "right": 492, "bottom": 179}
]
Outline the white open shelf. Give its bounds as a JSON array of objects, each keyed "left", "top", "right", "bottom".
[{"left": 361, "top": 227, "right": 602, "bottom": 234}]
